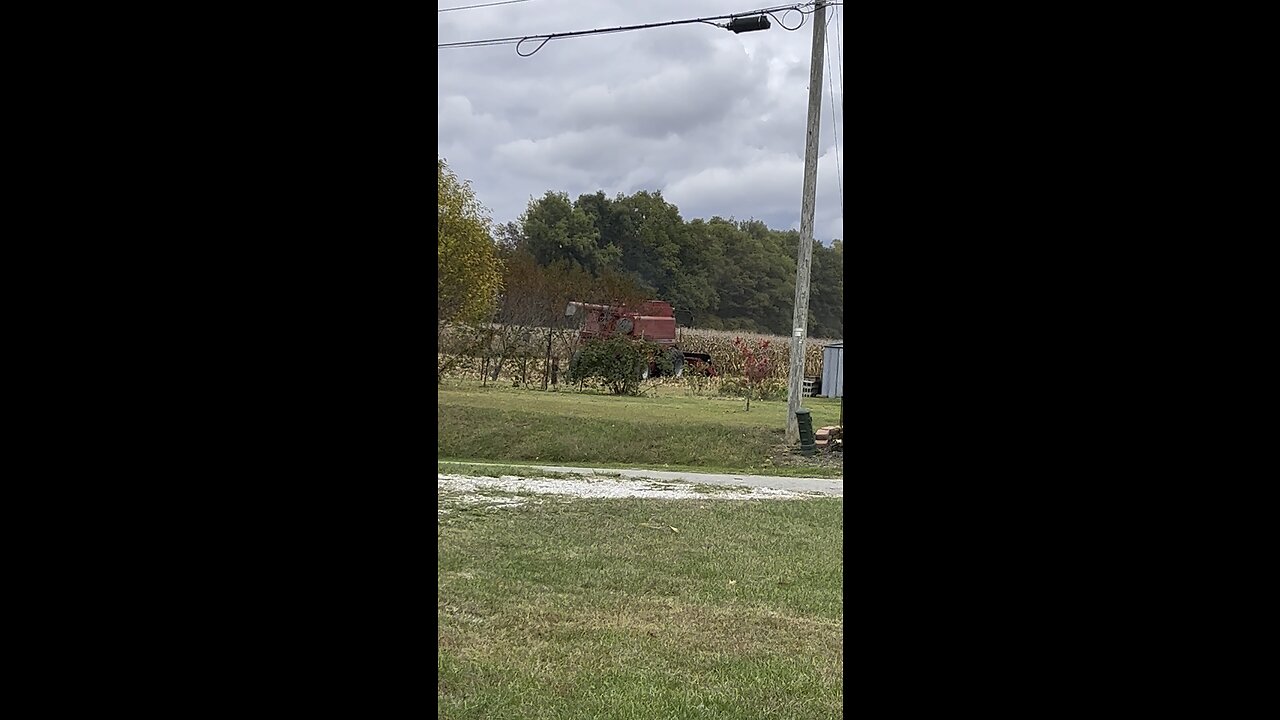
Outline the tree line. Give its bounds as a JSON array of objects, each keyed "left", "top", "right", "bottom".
[
  {"left": 496, "top": 189, "right": 843, "bottom": 339},
  {"left": 439, "top": 158, "right": 843, "bottom": 385}
]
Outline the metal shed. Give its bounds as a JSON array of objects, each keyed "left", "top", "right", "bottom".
[{"left": 821, "top": 341, "right": 843, "bottom": 398}]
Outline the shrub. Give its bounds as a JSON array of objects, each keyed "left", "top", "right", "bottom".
[
  {"left": 566, "top": 336, "right": 671, "bottom": 396},
  {"left": 730, "top": 336, "right": 776, "bottom": 411}
]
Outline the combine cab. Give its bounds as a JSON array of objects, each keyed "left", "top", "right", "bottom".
[{"left": 565, "top": 299, "right": 713, "bottom": 378}]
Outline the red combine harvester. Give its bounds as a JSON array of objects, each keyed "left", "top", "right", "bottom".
[{"left": 565, "top": 299, "right": 713, "bottom": 379}]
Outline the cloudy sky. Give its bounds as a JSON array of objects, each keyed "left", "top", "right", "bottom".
[{"left": 438, "top": 0, "right": 844, "bottom": 244}]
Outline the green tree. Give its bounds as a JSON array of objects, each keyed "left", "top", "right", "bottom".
[
  {"left": 438, "top": 158, "right": 504, "bottom": 380},
  {"left": 610, "top": 190, "right": 681, "bottom": 299},
  {"left": 520, "top": 191, "right": 620, "bottom": 273},
  {"left": 809, "top": 238, "right": 843, "bottom": 339},
  {"left": 707, "top": 220, "right": 795, "bottom": 334},
  {"left": 502, "top": 185, "right": 843, "bottom": 338}
]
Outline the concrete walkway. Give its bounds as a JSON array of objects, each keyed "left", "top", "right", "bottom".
[{"left": 445, "top": 462, "right": 844, "bottom": 496}]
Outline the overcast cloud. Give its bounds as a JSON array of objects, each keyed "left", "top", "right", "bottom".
[{"left": 438, "top": 0, "right": 844, "bottom": 244}]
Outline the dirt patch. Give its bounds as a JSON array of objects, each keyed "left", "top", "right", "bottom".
[{"left": 766, "top": 443, "right": 844, "bottom": 472}]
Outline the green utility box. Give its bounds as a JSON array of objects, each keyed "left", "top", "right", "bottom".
[{"left": 795, "top": 408, "right": 816, "bottom": 456}]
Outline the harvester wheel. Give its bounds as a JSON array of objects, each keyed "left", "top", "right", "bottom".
[{"left": 668, "top": 349, "right": 685, "bottom": 378}]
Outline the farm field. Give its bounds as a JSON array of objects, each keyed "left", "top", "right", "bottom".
[
  {"left": 440, "top": 325, "right": 840, "bottom": 386},
  {"left": 437, "top": 381, "right": 844, "bottom": 478}
]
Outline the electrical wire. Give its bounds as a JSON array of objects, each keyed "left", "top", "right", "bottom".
[
  {"left": 762, "top": 7, "right": 808, "bottom": 31},
  {"left": 438, "top": 0, "right": 533, "bottom": 13},
  {"left": 439, "top": 3, "right": 819, "bottom": 55},
  {"left": 833, "top": 5, "right": 843, "bottom": 99},
  {"left": 823, "top": 6, "right": 842, "bottom": 211}
]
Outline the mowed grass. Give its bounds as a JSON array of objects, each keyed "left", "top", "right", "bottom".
[
  {"left": 438, "top": 382, "right": 844, "bottom": 477},
  {"left": 438, "top": 496, "right": 844, "bottom": 719},
  {"left": 437, "top": 462, "right": 610, "bottom": 480}
]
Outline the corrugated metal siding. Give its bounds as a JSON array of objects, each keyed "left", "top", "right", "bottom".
[{"left": 822, "top": 343, "right": 843, "bottom": 398}]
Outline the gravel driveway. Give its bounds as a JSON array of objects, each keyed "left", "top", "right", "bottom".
[{"left": 438, "top": 466, "right": 841, "bottom": 515}]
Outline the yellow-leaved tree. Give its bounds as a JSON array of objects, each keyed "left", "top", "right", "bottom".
[{"left": 439, "top": 158, "right": 503, "bottom": 382}]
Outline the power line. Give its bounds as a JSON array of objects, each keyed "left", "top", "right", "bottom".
[
  {"left": 833, "top": 6, "right": 843, "bottom": 99},
  {"left": 824, "top": 8, "right": 842, "bottom": 211},
  {"left": 438, "top": 0, "right": 533, "bottom": 13},
  {"left": 439, "top": 3, "right": 820, "bottom": 56}
]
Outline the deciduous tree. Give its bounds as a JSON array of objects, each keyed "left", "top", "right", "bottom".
[
  {"left": 438, "top": 158, "right": 503, "bottom": 381},
  {"left": 731, "top": 336, "right": 775, "bottom": 411}
]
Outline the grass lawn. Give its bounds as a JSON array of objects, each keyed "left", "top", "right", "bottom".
[
  {"left": 439, "top": 462, "right": 623, "bottom": 480},
  {"left": 438, "top": 495, "right": 844, "bottom": 719},
  {"left": 438, "top": 381, "right": 844, "bottom": 477}
]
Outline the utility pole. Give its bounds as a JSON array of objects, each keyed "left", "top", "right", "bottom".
[{"left": 786, "top": 0, "right": 826, "bottom": 444}]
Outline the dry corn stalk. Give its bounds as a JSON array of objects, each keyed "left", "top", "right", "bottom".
[
  {"left": 439, "top": 323, "right": 838, "bottom": 382},
  {"left": 675, "top": 328, "right": 834, "bottom": 380}
]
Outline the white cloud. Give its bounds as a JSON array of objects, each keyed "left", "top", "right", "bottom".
[{"left": 438, "top": 0, "right": 844, "bottom": 241}]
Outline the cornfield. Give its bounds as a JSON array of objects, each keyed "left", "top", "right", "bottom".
[
  {"left": 439, "top": 323, "right": 838, "bottom": 384},
  {"left": 675, "top": 328, "right": 833, "bottom": 381}
]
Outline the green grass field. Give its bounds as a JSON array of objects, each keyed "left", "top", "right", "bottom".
[
  {"left": 438, "top": 381, "right": 844, "bottom": 477},
  {"left": 438, "top": 495, "right": 844, "bottom": 719}
]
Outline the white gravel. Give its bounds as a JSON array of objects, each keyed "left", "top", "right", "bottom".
[{"left": 438, "top": 473, "right": 819, "bottom": 511}]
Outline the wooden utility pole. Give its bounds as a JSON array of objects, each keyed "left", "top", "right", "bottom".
[{"left": 786, "top": 0, "right": 826, "bottom": 444}]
